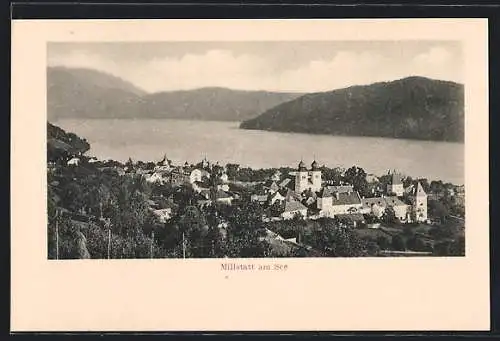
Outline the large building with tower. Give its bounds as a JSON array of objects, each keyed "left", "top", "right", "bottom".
[{"left": 294, "top": 160, "right": 322, "bottom": 193}]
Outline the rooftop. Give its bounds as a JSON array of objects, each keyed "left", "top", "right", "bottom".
[
  {"left": 283, "top": 200, "right": 307, "bottom": 213},
  {"left": 319, "top": 185, "right": 355, "bottom": 198},
  {"left": 330, "top": 191, "right": 362, "bottom": 206},
  {"left": 361, "top": 196, "right": 407, "bottom": 208},
  {"left": 215, "top": 190, "right": 233, "bottom": 199}
]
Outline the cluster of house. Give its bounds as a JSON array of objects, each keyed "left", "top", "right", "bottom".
[
  {"left": 60, "top": 153, "right": 429, "bottom": 227},
  {"left": 250, "top": 160, "right": 428, "bottom": 225},
  {"left": 143, "top": 155, "right": 237, "bottom": 205}
]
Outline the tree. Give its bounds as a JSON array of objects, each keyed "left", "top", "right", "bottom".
[
  {"left": 366, "top": 241, "right": 380, "bottom": 256},
  {"left": 343, "top": 166, "right": 369, "bottom": 196},
  {"left": 382, "top": 206, "right": 397, "bottom": 225},
  {"left": 449, "top": 236, "right": 465, "bottom": 256},
  {"left": 308, "top": 220, "right": 366, "bottom": 257},
  {"left": 223, "top": 202, "right": 268, "bottom": 257},
  {"left": 126, "top": 157, "right": 134, "bottom": 170},
  {"left": 320, "top": 166, "right": 343, "bottom": 185},
  {"left": 60, "top": 182, "right": 86, "bottom": 213},
  {"left": 376, "top": 235, "right": 391, "bottom": 250},
  {"left": 391, "top": 235, "right": 406, "bottom": 251},
  {"left": 428, "top": 199, "right": 449, "bottom": 222},
  {"left": 226, "top": 163, "right": 240, "bottom": 180},
  {"left": 177, "top": 205, "right": 209, "bottom": 258},
  {"left": 269, "top": 200, "right": 284, "bottom": 217},
  {"left": 406, "top": 235, "right": 427, "bottom": 252},
  {"left": 402, "top": 176, "right": 414, "bottom": 188},
  {"left": 433, "top": 240, "right": 452, "bottom": 256}
]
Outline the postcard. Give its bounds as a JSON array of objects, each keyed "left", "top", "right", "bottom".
[{"left": 11, "top": 19, "right": 489, "bottom": 331}]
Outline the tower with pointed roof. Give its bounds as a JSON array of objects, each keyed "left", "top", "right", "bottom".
[
  {"left": 295, "top": 160, "right": 309, "bottom": 193},
  {"left": 310, "top": 160, "right": 322, "bottom": 192},
  {"left": 412, "top": 182, "right": 428, "bottom": 222},
  {"left": 386, "top": 171, "right": 404, "bottom": 197},
  {"left": 295, "top": 160, "right": 322, "bottom": 193}
]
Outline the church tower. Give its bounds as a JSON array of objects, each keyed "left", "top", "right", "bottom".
[
  {"left": 310, "top": 160, "right": 322, "bottom": 192},
  {"left": 387, "top": 170, "right": 404, "bottom": 197},
  {"left": 413, "top": 182, "right": 428, "bottom": 222},
  {"left": 295, "top": 160, "right": 308, "bottom": 193}
]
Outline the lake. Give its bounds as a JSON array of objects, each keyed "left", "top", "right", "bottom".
[{"left": 52, "top": 119, "right": 464, "bottom": 185}]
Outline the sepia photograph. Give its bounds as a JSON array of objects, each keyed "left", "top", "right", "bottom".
[
  {"left": 12, "top": 18, "right": 489, "bottom": 332},
  {"left": 46, "top": 40, "right": 466, "bottom": 259}
]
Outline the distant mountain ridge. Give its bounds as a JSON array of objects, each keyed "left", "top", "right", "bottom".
[
  {"left": 47, "top": 66, "right": 302, "bottom": 121},
  {"left": 240, "top": 76, "right": 464, "bottom": 142}
]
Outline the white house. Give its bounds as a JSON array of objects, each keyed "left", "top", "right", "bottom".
[
  {"left": 67, "top": 157, "right": 80, "bottom": 166},
  {"left": 145, "top": 172, "right": 165, "bottom": 184},
  {"left": 361, "top": 195, "right": 414, "bottom": 223},
  {"left": 317, "top": 186, "right": 362, "bottom": 218},
  {"left": 170, "top": 167, "right": 204, "bottom": 186},
  {"left": 189, "top": 169, "right": 203, "bottom": 183}
]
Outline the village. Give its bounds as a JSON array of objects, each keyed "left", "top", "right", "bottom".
[
  {"left": 49, "top": 140, "right": 466, "bottom": 259},
  {"left": 120, "top": 156, "right": 430, "bottom": 226},
  {"left": 71, "top": 153, "right": 464, "bottom": 229}
]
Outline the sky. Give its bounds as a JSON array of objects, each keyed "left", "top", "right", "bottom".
[{"left": 47, "top": 41, "right": 463, "bottom": 93}]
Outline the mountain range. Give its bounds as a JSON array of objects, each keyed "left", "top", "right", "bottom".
[
  {"left": 240, "top": 76, "right": 464, "bottom": 142},
  {"left": 48, "top": 66, "right": 464, "bottom": 142},
  {"left": 47, "top": 66, "right": 302, "bottom": 121}
]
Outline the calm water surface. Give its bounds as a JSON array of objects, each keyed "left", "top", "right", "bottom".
[{"left": 53, "top": 119, "right": 464, "bottom": 185}]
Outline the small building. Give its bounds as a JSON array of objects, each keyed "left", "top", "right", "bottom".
[
  {"left": 365, "top": 173, "right": 379, "bottom": 184},
  {"left": 269, "top": 181, "right": 280, "bottom": 194},
  {"left": 384, "top": 196, "right": 412, "bottom": 221},
  {"left": 360, "top": 197, "right": 388, "bottom": 218},
  {"left": 67, "top": 157, "right": 80, "bottom": 166},
  {"left": 145, "top": 172, "right": 165, "bottom": 184},
  {"left": 269, "top": 191, "right": 285, "bottom": 205},
  {"left": 251, "top": 194, "right": 269, "bottom": 204},
  {"left": 281, "top": 201, "right": 308, "bottom": 220},
  {"left": 152, "top": 208, "right": 173, "bottom": 223},
  {"left": 215, "top": 190, "right": 233, "bottom": 205},
  {"left": 170, "top": 167, "right": 204, "bottom": 186},
  {"left": 216, "top": 183, "right": 230, "bottom": 192}
]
